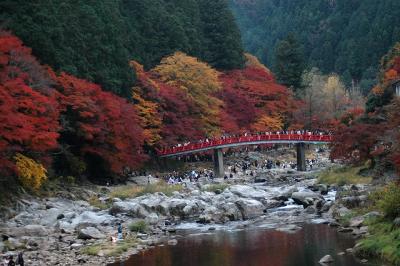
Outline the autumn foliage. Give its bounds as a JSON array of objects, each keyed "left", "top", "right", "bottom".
[
  {"left": 218, "top": 55, "right": 295, "bottom": 133},
  {"left": 55, "top": 72, "right": 146, "bottom": 174},
  {"left": 14, "top": 153, "right": 47, "bottom": 191},
  {"left": 0, "top": 31, "right": 145, "bottom": 185},
  {"left": 0, "top": 31, "right": 60, "bottom": 178},
  {"left": 331, "top": 43, "right": 400, "bottom": 176},
  {"left": 1, "top": 31, "right": 302, "bottom": 186}
]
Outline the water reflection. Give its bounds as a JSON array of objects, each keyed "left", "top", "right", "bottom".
[{"left": 111, "top": 224, "right": 372, "bottom": 266}]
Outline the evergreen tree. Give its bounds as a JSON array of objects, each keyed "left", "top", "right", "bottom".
[
  {"left": 198, "top": 0, "right": 245, "bottom": 70},
  {"left": 0, "top": 0, "right": 244, "bottom": 97},
  {"left": 274, "top": 34, "right": 305, "bottom": 95},
  {"left": 230, "top": 0, "right": 400, "bottom": 94}
]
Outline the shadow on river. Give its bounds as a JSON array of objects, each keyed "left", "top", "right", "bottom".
[{"left": 110, "top": 224, "right": 378, "bottom": 266}]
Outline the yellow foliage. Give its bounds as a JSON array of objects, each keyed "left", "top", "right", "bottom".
[
  {"left": 251, "top": 115, "right": 283, "bottom": 132},
  {"left": 14, "top": 153, "right": 47, "bottom": 190},
  {"left": 372, "top": 85, "right": 384, "bottom": 95},
  {"left": 244, "top": 53, "right": 271, "bottom": 74},
  {"left": 153, "top": 52, "right": 223, "bottom": 136},
  {"left": 132, "top": 90, "right": 162, "bottom": 146},
  {"left": 323, "top": 74, "right": 348, "bottom": 119}
]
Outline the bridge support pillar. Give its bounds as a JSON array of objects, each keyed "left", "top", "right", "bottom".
[
  {"left": 296, "top": 143, "right": 306, "bottom": 171},
  {"left": 213, "top": 148, "right": 224, "bottom": 178}
]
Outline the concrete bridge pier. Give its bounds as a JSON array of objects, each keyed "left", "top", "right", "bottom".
[
  {"left": 213, "top": 148, "right": 224, "bottom": 178},
  {"left": 296, "top": 143, "right": 306, "bottom": 171}
]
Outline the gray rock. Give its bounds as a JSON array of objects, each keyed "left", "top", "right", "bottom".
[
  {"left": 264, "top": 200, "right": 284, "bottom": 209},
  {"left": 337, "top": 227, "right": 353, "bottom": 233},
  {"left": 110, "top": 201, "right": 149, "bottom": 218},
  {"left": 363, "top": 211, "right": 382, "bottom": 219},
  {"left": 70, "top": 243, "right": 83, "bottom": 249},
  {"left": 318, "top": 184, "right": 329, "bottom": 195},
  {"left": 305, "top": 206, "right": 316, "bottom": 214},
  {"left": 291, "top": 191, "right": 322, "bottom": 207},
  {"left": 77, "top": 227, "right": 106, "bottom": 240},
  {"left": 393, "top": 217, "right": 400, "bottom": 227},
  {"left": 21, "top": 225, "right": 49, "bottom": 237},
  {"left": 168, "top": 199, "right": 189, "bottom": 218},
  {"left": 334, "top": 206, "right": 351, "bottom": 218},
  {"left": 337, "top": 252, "right": 345, "bottom": 256},
  {"left": 349, "top": 217, "right": 364, "bottom": 228},
  {"left": 145, "top": 213, "right": 159, "bottom": 225},
  {"left": 321, "top": 201, "right": 333, "bottom": 212},
  {"left": 235, "top": 199, "right": 264, "bottom": 219},
  {"left": 341, "top": 196, "right": 367, "bottom": 208},
  {"left": 319, "top": 254, "right": 334, "bottom": 264},
  {"left": 346, "top": 248, "right": 353, "bottom": 253},
  {"left": 221, "top": 202, "right": 242, "bottom": 221},
  {"left": 229, "top": 185, "right": 267, "bottom": 200}
]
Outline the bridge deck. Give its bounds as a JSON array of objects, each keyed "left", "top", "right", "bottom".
[{"left": 158, "top": 134, "right": 333, "bottom": 157}]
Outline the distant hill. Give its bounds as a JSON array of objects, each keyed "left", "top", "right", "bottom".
[{"left": 230, "top": 0, "right": 400, "bottom": 93}]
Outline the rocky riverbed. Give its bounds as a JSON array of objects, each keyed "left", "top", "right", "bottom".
[{"left": 0, "top": 152, "right": 378, "bottom": 265}]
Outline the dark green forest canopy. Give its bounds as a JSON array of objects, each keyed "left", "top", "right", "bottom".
[
  {"left": 230, "top": 0, "right": 400, "bottom": 94},
  {"left": 0, "top": 0, "right": 244, "bottom": 97}
]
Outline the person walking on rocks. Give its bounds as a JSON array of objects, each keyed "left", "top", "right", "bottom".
[
  {"left": 15, "top": 253, "right": 23, "bottom": 266},
  {"left": 7, "top": 256, "right": 15, "bottom": 266},
  {"left": 117, "top": 223, "right": 123, "bottom": 240}
]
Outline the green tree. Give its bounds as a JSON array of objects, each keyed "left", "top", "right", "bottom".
[{"left": 274, "top": 34, "right": 305, "bottom": 95}]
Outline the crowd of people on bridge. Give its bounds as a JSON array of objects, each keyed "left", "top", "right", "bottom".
[{"left": 161, "top": 129, "right": 332, "bottom": 153}]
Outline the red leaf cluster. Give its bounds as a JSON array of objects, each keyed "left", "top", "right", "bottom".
[
  {"left": 55, "top": 73, "right": 146, "bottom": 173},
  {"left": 0, "top": 31, "right": 60, "bottom": 174}
]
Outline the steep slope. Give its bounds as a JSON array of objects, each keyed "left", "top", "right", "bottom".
[
  {"left": 1, "top": 0, "right": 244, "bottom": 97},
  {"left": 230, "top": 0, "right": 400, "bottom": 93}
]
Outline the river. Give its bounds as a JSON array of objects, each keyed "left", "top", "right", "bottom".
[{"left": 110, "top": 223, "right": 375, "bottom": 266}]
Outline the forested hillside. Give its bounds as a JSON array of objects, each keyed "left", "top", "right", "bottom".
[
  {"left": 0, "top": 0, "right": 244, "bottom": 97},
  {"left": 230, "top": 0, "right": 400, "bottom": 93}
]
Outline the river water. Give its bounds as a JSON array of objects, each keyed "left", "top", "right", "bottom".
[{"left": 111, "top": 223, "right": 374, "bottom": 266}]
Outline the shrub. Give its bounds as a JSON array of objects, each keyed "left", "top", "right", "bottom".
[
  {"left": 356, "top": 220, "right": 400, "bottom": 265},
  {"left": 81, "top": 237, "right": 137, "bottom": 257},
  {"left": 109, "top": 181, "right": 183, "bottom": 199},
  {"left": 201, "top": 183, "right": 229, "bottom": 193},
  {"left": 14, "top": 153, "right": 47, "bottom": 191},
  {"left": 376, "top": 183, "right": 400, "bottom": 219},
  {"left": 317, "top": 165, "right": 372, "bottom": 185},
  {"left": 128, "top": 220, "right": 147, "bottom": 233}
]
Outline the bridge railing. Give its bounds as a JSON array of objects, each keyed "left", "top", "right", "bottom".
[{"left": 158, "top": 134, "right": 333, "bottom": 156}]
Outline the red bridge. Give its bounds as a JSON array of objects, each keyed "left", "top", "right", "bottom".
[
  {"left": 158, "top": 133, "right": 333, "bottom": 177},
  {"left": 158, "top": 134, "right": 333, "bottom": 157}
]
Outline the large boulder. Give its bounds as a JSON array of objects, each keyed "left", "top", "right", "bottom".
[
  {"left": 319, "top": 254, "right": 334, "bottom": 264},
  {"left": 21, "top": 225, "right": 49, "bottom": 237},
  {"left": 168, "top": 199, "right": 189, "bottom": 218},
  {"left": 77, "top": 227, "right": 106, "bottom": 240},
  {"left": 140, "top": 195, "right": 169, "bottom": 215},
  {"left": 221, "top": 202, "right": 243, "bottom": 221},
  {"left": 110, "top": 201, "right": 149, "bottom": 218},
  {"left": 291, "top": 191, "right": 323, "bottom": 207},
  {"left": 235, "top": 199, "right": 264, "bottom": 219},
  {"left": 349, "top": 216, "right": 364, "bottom": 228},
  {"left": 229, "top": 185, "right": 268, "bottom": 200},
  {"left": 198, "top": 206, "right": 224, "bottom": 223}
]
